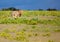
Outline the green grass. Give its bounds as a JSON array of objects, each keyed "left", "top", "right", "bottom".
[
  {"left": 48, "top": 40, "right": 54, "bottom": 42},
  {"left": 0, "top": 32, "right": 12, "bottom": 40},
  {"left": 42, "top": 32, "right": 51, "bottom": 37},
  {"left": 54, "top": 29, "right": 60, "bottom": 32},
  {"left": 0, "top": 24, "right": 59, "bottom": 42},
  {"left": 0, "top": 11, "right": 60, "bottom": 25},
  {"left": 0, "top": 11, "right": 60, "bottom": 42}
]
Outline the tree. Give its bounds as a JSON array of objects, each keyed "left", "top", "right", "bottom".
[
  {"left": 1, "top": 7, "right": 19, "bottom": 11},
  {"left": 47, "top": 8, "right": 57, "bottom": 11},
  {"left": 38, "top": 9, "right": 43, "bottom": 11}
]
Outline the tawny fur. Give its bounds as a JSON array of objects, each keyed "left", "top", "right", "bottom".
[{"left": 11, "top": 10, "right": 23, "bottom": 19}]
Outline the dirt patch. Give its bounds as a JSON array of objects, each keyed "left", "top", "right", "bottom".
[{"left": 0, "top": 24, "right": 60, "bottom": 42}]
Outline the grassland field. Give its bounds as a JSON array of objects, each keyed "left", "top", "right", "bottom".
[{"left": 0, "top": 11, "right": 60, "bottom": 42}]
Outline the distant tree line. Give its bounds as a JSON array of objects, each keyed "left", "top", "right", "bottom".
[
  {"left": 1, "top": 7, "right": 19, "bottom": 11},
  {"left": 46, "top": 8, "right": 57, "bottom": 11},
  {"left": 38, "top": 8, "right": 57, "bottom": 11},
  {"left": 0, "top": 7, "right": 58, "bottom": 11}
]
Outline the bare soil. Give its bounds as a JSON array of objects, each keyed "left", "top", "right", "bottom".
[{"left": 0, "top": 24, "right": 60, "bottom": 42}]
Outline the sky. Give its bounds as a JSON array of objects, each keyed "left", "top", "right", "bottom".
[{"left": 0, "top": 0, "right": 60, "bottom": 10}]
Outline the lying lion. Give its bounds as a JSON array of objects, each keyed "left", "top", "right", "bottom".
[{"left": 11, "top": 10, "right": 23, "bottom": 19}]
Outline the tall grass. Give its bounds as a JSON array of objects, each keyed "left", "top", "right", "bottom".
[{"left": 0, "top": 11, "right": 60, "bottom": 25}]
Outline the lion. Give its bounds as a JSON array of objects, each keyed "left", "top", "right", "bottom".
[{"left": 11, "top": 10, "right": 23, "bottom": 19}]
